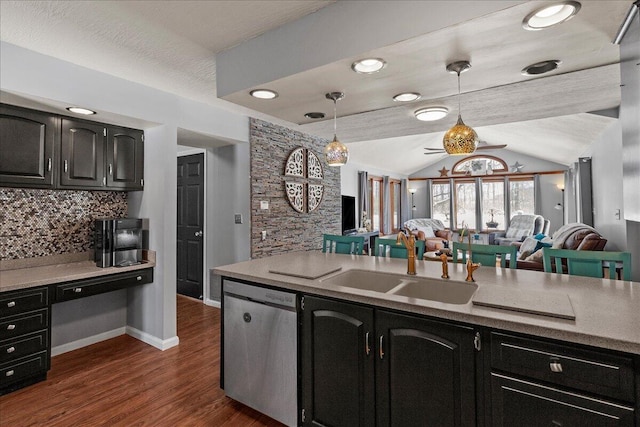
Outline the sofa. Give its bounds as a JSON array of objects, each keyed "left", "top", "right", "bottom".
[
  {"left": 404, "top": 218, "right": 453, "bottom": 252},
  {"left": 512, "top": 223, "right": 607, "bottom": 272},
  {"left": 489, "top": 214, "right": 550, "bottom": 246}
]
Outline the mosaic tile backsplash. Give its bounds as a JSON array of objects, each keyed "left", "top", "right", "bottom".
[{"left": 0, "top": 188, "right": 127, "bottom": 260}]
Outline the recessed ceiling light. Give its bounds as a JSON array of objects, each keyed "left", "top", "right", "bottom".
[
  {"left": 250, "top": 89, "right": 278, "bottom": 99},
  {"left": 393, "top": 92, "right": 421, "bottom": 102},
  {"left": 66, "top": 107, "right": 96, "bottom": 115},
  {"left": 304, "top": 112, "right": 325, "bottom": 119},
  {"left": 351, "top": 58, "right": 386, "bottom": 74},
  {"left": 523, "top": 1, "right": 581, "bottom": 30},
  {"left": 414, "top": 107, "right": 449, "bottom": 121},
  {"left": 521, "top": 60, "right": 561, "bottom": 75}
]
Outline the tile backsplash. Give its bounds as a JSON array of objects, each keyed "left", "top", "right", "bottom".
[{"left": 0, "top": 188, "right": 127, "bottom": 260}]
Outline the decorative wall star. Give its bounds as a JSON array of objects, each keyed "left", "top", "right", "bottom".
[
  {"left": 510, "top": 161, "right": 524, "bottom": 172},
  {"left": 439, "top": 166, "right": 450, "bottom": 177}
]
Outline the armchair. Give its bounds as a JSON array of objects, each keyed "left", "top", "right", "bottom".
[
  {"left": 403, "top": 218, "right": 453, "bottom": 252},
  {"left": 489, "top": 214, "right": 548, "bottom": 246}
]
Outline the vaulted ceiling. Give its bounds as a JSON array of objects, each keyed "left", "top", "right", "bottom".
[{"left": 0, "top": 1, "right": 631, "bottom": 175}]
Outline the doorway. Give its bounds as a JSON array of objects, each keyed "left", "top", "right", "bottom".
[{"left": 177, "top": 153, "right": 205, "bottom": 299}]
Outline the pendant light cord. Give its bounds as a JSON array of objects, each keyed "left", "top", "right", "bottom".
[
  {"left": 333, "top": 99, "right": 337, "bottom": 138},
  {"left": 457, "top": 71, "right": 461, "bottom": 118}
]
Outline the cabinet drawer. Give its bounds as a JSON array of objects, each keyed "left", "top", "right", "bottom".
[
  {"left": 491, "top": 373, "right": 634, "bottom": 427},
  {"left": 0, "top": 351, "right": 48, "bottom": 388},
  {"left": 0, "top": 287, "right": 48, "bottom": 318},
  {"left": 0, "top": 310, "right": 48, "bottom": 341},
  {"left": 0, "top": 331, "right": 48, "bottom": 364},
  {"left": 491, "top": 332, "right": 634, "bottom": 402},
  {"left": 54, "top": 268, "right": 153, "bottom": 303}
]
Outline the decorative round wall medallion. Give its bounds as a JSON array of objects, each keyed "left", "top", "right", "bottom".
[{"left": 284, "top": 147, "right": 325, "bottom": 213}]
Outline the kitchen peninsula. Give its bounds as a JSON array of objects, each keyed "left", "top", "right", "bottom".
[{"left": 215, "top": 251, "right": 640, "bottom": 426}]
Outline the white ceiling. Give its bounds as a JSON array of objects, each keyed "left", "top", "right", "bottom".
[{"left": 0, "top": 0, "right": 630, "bottom": 175}]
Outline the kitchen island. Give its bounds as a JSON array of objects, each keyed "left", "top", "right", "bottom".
[{"left": 215, "top": 251, "right": 640, "bottom": 427}]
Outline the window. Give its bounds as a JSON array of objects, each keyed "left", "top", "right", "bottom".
[
  {"left": 452, "top": 155, "right": 508, "bottom": 175},
  {"left": 369, "top": 176, "right": 383, "bottom": 231},
  {"left": 482, "top": 179, "right": 505, "bottom": 229},
  {"left": 509, "top": 178, "right": 535, "bottom": 217},
  {"left": 454, "top": 180, "right": 476, "bottom": 229},
  {"left": 431, "top": 181, "right": 451, "bottom": 228}
]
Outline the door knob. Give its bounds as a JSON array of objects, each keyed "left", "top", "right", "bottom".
[{"left": 195, "top": 231, "right": 203, "bottom": 237}]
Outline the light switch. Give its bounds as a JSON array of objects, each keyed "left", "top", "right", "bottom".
[
  {"left": 261, "top": 230, "right": 267, "bottom": 241},
  {"left": 234, "top": 214, "right": 242, "bottom": 224},
  {"left": 260, "top": 200, "right": 269, "bottom": 210}
]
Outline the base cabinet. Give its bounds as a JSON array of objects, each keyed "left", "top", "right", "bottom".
[{"left": 301, "top": 295, "right": 478, "bottom": 427}]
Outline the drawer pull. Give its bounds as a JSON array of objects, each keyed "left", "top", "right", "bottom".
[
  {"left": 136, "top": 276, "right": 142, "bottom": 281},
  {"left": 73, "top": 288, "right": 82, "bottom": 293},
  {"left": 7, "top": 301, "right": 16, "bottom": 308},
  {"left": 7, "top": 324, "right": 16, "bottom": 331},
  {"left": 6, "top": 347, "right": 15, "bottom": 354},
  {"left": 5, "top": 370, "right": 14, "bottom": 377},
  {"left": 549, "top": 361, "right": 563, "bottom": 373}
]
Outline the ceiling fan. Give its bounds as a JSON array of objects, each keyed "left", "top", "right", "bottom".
[{"left": 424, "top": 140, "right": 507, "bottom": 155}]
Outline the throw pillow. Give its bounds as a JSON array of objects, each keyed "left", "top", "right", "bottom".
[
  {"left": 524, "top": 249, "right": 544, "bottom": 263},
  {"left": 534, "top": 233, "right": 546, "bottom": 240},
  {"left": 416, "top": 225, "right": 435, "bottom": 238},
  {"left": 518, "top": 237, "right": 538, "bottom": 260}
]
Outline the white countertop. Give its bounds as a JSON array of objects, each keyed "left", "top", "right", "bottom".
[{"left": 214, "top": 251, "right": 640, "bottom": 355}]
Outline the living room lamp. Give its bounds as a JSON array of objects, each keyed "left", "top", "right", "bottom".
[
  {"left": 409, "top": 188, "right": 417, "bottom": 210},
  {"left": 324, "top": 92, "right": 349, "bottom": 166},
  {"left": 442, "top": 61, "right": 478, "bottom": 155}
]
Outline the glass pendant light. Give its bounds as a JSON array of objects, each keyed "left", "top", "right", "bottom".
[
  {"left": 442, "top": 61, "right": 478, "bottom": 155},
  {"left": 324, "top": 92, "right": 349, "bottom": 166}
]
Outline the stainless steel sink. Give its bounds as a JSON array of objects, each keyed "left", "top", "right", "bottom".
[
  {"left": 321, "top": 269, "right": 477, "bottom": 304},
  {"left": 391, "top": 279, "right": 477, "bottom": 305}
]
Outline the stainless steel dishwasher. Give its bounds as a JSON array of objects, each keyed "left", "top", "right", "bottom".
[{"left": 223, "top": 280, "right": 297, "bottom": 427}]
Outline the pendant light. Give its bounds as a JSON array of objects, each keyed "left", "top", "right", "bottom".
[
  {"left": 442, "top": 61, "right": 478, "bottom": 155},
  {"left": 324, "top": 92, "right": 349, "bottom": 166}
]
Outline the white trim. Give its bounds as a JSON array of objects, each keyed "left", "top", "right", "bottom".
[
  {"left": 204, "top": 298, "right": 221, "bottom": 308},
  {"left": 51, "top": 327, "right": 126, "bottom": 357},
  {"left": 126, "top": 326, "right": 179, "bottom": 351},
  {"left": 177, "top": 149, "right": 208, "bottom": 303}
]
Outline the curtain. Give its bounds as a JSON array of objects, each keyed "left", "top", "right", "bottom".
[
  {"left": 383, "top": 175, "right": 390, "bottom": 234},
  {"left": 425, "top": 179, "right": 433, "bottom": 219},
  {"left": 534, "top": 174, "right": 542, "bottom": 215},
  {"left": 449, "top": 177, "right": 455, "bottom": 229},
  {"left": 400, "top": 179, "right": 410, "bottom": 229},
  {"left": 358, "top": 171, "right": 369, "bottom": 228},
  {"left": 475, "top": 177, "right": 483, "bottom": 231},
  {"left": 504, "top": 176, "right": 511, "bottom": 228}
]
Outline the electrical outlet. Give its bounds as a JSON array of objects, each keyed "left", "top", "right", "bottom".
[
  {"left": 261, "top": 230, "right": 267, "bottom": 241},
  {"left": 234, "top": 214, "right": 243, "bottom": 224},
  {"left": 260, "top": 200, "right": 269, "bottom": 210}
]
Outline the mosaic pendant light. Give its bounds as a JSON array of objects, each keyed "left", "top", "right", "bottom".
[
  {"left": 443, "top": 61, "right": 478, "bottom": 155},
  {"left": 324, "top": 92, "right": 349, "bottom": 166}
]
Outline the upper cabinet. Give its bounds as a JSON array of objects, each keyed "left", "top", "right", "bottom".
[
  {"left": 0, "top": 104, "right": 144, "bottom": 191},
  {"left": 0, "top": 104, "right": 57, "bottom": 188}
]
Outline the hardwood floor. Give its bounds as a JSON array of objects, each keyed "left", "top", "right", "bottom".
[{"left": 0, "top": 296, "right": 285, "bottom": 426}]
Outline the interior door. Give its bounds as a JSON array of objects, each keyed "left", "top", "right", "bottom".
[{"left": 177, "top": 153, "right": 204, "bottom": 299}]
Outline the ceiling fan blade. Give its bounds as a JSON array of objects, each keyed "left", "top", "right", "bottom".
[
  {"left": 424, "top": 147, "right": 445, "bottom": 151},
  {"left": 424, "top": 151, "right": 445, "bottom": 155},
  {"left": 476, "top": 144, "right": 507, "bottom": 150}
]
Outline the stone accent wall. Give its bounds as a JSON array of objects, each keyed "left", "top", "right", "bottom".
[
  {"left": 0, "top": 188, "right": 127, "bottom": 260},
  {"left": 250, "top": 118, "right": 340, "bottom": 258}
]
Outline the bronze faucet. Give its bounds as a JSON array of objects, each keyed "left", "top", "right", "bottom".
[
  {"left": 397, "top": 231, "right": 417, "bottom": 275},
  {"left": 463, "top": 226, "right": 481, "bottom": 282},
  {"left": 440, "top": 253, "right": 449, "bottom": 279}
]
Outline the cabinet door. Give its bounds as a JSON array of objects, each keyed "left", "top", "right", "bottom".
[
  {"left": 302, "top": 296, "right": 375, "bottom": 427},
  {"left": 0, "top": 104, "right": 56, "bottom": 188},
  {"left": 376, "top": 310, "right": 477, "bottom": 427},
  {"left": 60, "top": 119, "right": 106, "bottom": 188},
  {"left": 106, "top": 126, "right": 144, "bottom": 190}
]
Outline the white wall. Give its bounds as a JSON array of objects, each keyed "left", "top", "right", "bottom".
[{"left": 1, "top": 42, "right": 250, "bottom": 350}]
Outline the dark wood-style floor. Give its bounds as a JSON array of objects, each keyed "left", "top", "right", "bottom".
[{"left": 0, "top": 296, "right": 285, "bottom": 427}]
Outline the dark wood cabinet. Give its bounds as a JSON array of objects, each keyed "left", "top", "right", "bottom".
[
  {"left": 60, "top": 119, "right": 106, "bottom": 188},
  {"left": 376, "top": 310, "right": 477, "bottom": 427},
  {"left": 0, "top": 104, "right": 57, "bottom": 188},
  {"left": 302, "top": 296, "right": 375, "bottom": 427},
  {"left": 301, "top": 296, "right": 478, "bottom": 427},
  {"left": 106, "top": 126, "right": 144, "bottom": 191},
  {"left": 0, "top": 286, "right": 50, "bottom": 396},
  {"left": 53, "top": 268, "right": 153, "bottom": 303}
]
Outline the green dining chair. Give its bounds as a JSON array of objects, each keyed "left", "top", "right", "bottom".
[
  {"left": 542, "top": 248, "right": 632, "bottom": 281},
  {"left": 322, "top": 234, "right": 365, "bottom": 255},
  {"left": 452, "top": 242, "right": 517, "bottom": 269},
  {"left": 373, "top": 237, "right": 425, "bottom": 259}
]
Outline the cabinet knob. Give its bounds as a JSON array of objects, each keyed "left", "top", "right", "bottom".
[
  {"left": 109, "top": 164, "right": 113, "bottom": 176},
  {"left": 365, "top": 332, "right": 371, "bottom": 356},
  {"left": 5, "top": 370, "right": 14, "bottom": 377},
  {"left": 73, "top": 288, "right": 82, "bottom": 293},
  {"left": 549, "top": 360, "right": 563, "bottom": 373},
  {"left": 379, "top": 335, "right": 385, "bottom": 360},
  {"left": 64, "top": 159, "right": 68, "bottom": 173},
  {"left": 136, "top": 276, "right": 142, "bottom": 281},
  {"left": 7, "top": 324, "right": 15, "bottom": 331},
  {"left": 7, "top": 301, "right": 15, "bottom": 308},
  {"left": 6, "top": 346, "right": 15, "bottom": 354}
]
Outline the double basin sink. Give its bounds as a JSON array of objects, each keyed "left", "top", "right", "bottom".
[{"left": 321, "top": 269, "right": 477, "bottom": 305}]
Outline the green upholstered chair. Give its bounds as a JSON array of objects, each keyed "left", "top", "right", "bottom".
[
  {"left": 542, "top": 248, "right": 632, "bottom": 281},
  {"left": 373, "top": 237, "right": 425, "bottom": 259},
  {"left": 452, "top": 242, "right": 517, "bottom": 269},
  {"left": 322, "top": 234, "right": 365, "bottom": 255}
]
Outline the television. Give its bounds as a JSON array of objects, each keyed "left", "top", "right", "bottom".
[{"left": 341, "top": 195, "right": 357, "bottom": 235}]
